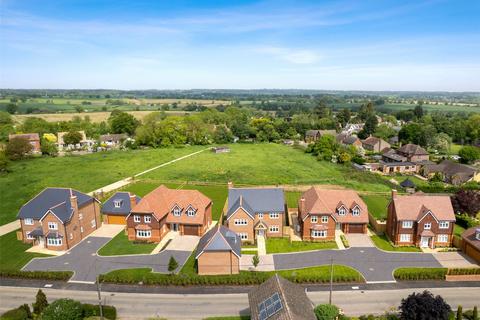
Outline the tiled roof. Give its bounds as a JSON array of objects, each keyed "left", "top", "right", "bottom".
[
  {"left": 99, "top": 134, "right": 127, "bottom": 142},
  {"left": 391, "top": 194, "right": 455, "bottom": 221},
  {"left": 196, "top": 225, "right": 241, "bottom": 258},
  {"left": 400, "top": 178, "right": 416, "bottom": 188},
  {"left": 362, "top": 136, "right": 381, "bottom": 146},
  {"left": 397, "top": 144, "right": 429, "bottom": 156},
  {"left": 227, "top": 188, "right": 285, "bottom": 220},
  {"left": 9, "top": 133, "right": 40, "bottom": 141},
  {"left": 101, "top": 192, "right": 141, "bottom": 215},
  {"left": 462, "top": 227, "right": 480, "bottom": 250}
]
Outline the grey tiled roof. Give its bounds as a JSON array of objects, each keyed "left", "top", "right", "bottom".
[
  {"left": 101, "top": 192, "right": 141, "bottom": 215},
  {"left": 17, "top": 188, "right": 94, "bottom": 223},
  {"left": 400, "top": 178, "right": 416, "bottom": 188},
  {"left": 248, "top": 274, "right": 316, "bottom": 320},
  {"left": 196, "top": 225, "right": 241, "bottom": 258},
  {"left": 227, "top": 188, "right": 285, "bottom": 220}
]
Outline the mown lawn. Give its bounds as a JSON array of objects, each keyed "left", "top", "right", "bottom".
[
  {"left": 97, "top": 232, "right": 157, "bottom": 256},
  {"left": 361, "top": 195, "right": 390, "bottom": 220},
  {"left": 0, "top": 231, "right": 50, "bottom": 271},
  {"left": 285, "top": 191, "right": 302, "bottom": 208},
  {"left": 122, "top": 181, "right": 228, "bottom": 221},
  {"left": 454, "top": 224, "right": 466, "bottom": 237},
  {"left": 0, "top": 146, "right": 206, "bottom": 225},
  {"left": 265, "top": 238, "right": 337, "bottom": 254},
  {"left": 370, "top": 234, "right": 421, "bottom": 252}
]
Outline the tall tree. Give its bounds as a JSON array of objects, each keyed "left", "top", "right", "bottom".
[
  {"left": 108, "top": 111, "right": 139, "bottom": 135},
  {"left": 399, "top": 290, "right": 451, "bottom": 320},
  {"left": 33, "top": 289, "right": 49, "bottom": 314},
  {"left": 358, "top": 114, "right": 378, "bottom": 139},
  {"left": 336, "top": 108, "right": 351, "bottom": 127},
  {"left": 5, "top": 137, "right": 32, "bottom": 160},
  {"left": 414, "top": 105, "right": 424, "bottom": 118}
]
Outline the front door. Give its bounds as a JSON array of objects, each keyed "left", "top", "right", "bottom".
[
  {"left": 38, "top": 236, "right": 45, "bottom": 248},
  {"left": 336, "top": 223, "right": 342, "bottom": 231},
  {"left": 420, "top": 237, "right": 430, "bottom": 248},
  {"left": 257, "top": 229, "right": 264, "bottom": 237},
  {"left": 171, "top": 223, "right": 179, "bottom": 232}
]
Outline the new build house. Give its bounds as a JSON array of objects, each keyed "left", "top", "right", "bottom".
[
  {"left": 225, "top": 183, "right": 286, "bottom": 243},
  {"left": 126, "top": 185, "right": 212, "bottom": 242},
  {"left": 298, "top": 187, "right": 369, "bottom": 241},
  {"left": 101, "top": 191, "right": 141, "bottom": 225},
  {"left": 386, "top": 190, "right": 455, "bottom": 248},
  {"left": 17, "top": 188, "right": 101, "bottom": 251}
]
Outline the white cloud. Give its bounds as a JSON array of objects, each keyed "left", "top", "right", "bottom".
[{"left": 253, "top": 46, "right": 321, "bottom": 64}]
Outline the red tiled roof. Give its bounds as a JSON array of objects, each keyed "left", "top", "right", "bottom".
[
  {"left": 392, "top": 194, "right": 455, "bottom": 221},
  {"left": 9, "top": 133, "right": 40, "bottom": 141}
]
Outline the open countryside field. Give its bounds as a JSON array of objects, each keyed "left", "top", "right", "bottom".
[{"left": 333, "top": 102, "right": 480, "bottom": 113}]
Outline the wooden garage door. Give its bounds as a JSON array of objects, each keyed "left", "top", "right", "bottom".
[
  {"left": 348, "top": 224, "right": 365, "bottom": 233},
  {"left": 465, "top": 243, "right": 480, "bottom": 263},
  {"left": 107, "top": 215, "right": 126, "bottom": 225},
  {"left": 183, "top": 225, "right": 199, "bottom": 236}
]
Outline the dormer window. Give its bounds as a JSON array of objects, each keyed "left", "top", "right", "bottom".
[
  {"left": 172, "top": 206, "right": 181, "bottom": 216},
  {"left": 187, "top": 207, "right": 196, "bottom": 216},
  {"left": 113, "top": 199, "right": 122, "bottom": 208},
  {"left": 352, "top": 206, "right": 360, "bottom": 216},
  {"left": 338, "top": 207, "right": 346, "bottom": 216}
]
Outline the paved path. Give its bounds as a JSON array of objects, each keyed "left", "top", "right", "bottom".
[
  {"left": 0, "top": 220, "right": 20, "bottom": 237},
  {"left": 345, "top": 233, "right": 375, "bottom": 247},
  {"left": 257, "top": 235, "right": 266, "bottom": 256},
  {"left": 23, "top": 236, "right": 197, "bottom": 283},
  {"left": 273, "top": 247, "right": 442, "bottom": 283}
]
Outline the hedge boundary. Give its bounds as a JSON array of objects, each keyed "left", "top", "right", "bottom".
[
  {"left": 394, "top": 267, "right": 480, "bottom": 281},
  {"left": 0, "top": 270, "right": 73, "bottom": 280}
]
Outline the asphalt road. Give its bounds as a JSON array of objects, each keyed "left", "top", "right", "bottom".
[{"left": 1, "top": 285, "right": 479, "bottom": 319}]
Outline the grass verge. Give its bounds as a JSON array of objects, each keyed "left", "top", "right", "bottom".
[
  {"left": 265, "top": 238, "right": 337, "bottom": 254},
  {"left": 0, "top": 230, "right": 50, "bottom": 271},
  {"left": 97, "top": 232, "right": 157, "bottom": 256},
  {"left": 370, "top": 234, "right": 421, "bottom": 252}
]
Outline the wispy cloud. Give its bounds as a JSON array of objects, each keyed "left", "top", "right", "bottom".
[{"left": 253, "top": 46, "right": 321, "bottom": 64}]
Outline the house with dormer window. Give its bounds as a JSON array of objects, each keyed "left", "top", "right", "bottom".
[
  {"left": 101, "top": 192, "right": 141, "bottom": 225},
  {"left": 126, "top": 185, "right": 212, "bottom": 242},
  {"left": 298, "top": 187, "right": 369, "bottom": 241},
  {"left": 386, "top": 190, "right": 455, "bottom": 248},
  {"left": 224, "top": 182, "right": 286, "bottom": 243}
]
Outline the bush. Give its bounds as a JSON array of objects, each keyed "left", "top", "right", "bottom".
[
  {"left": 340, "top": 235, "right": 350, "bottom": 248},
  {"left": 314, "top": 304, "right": 339, "bottom": 320},
  {"left": 41, "top": 299, "right": 83, "bottom": 320},
  {"left": 0, "top": 270, "right": 73, "bottom": 280},
  {"left": 394, "top": 268, "right": 447, "bottom": 280},
  {"left": 455, "top": 214, "right": 479, "bottom": 230},
  {"left": 447, "top": 268, "right": 480, "bottom": 276},
  {"left": 5, "top": 137, "right": 32, "bottom": 160},
  {"left": 82, "top": 303, "right": 117, "bottom": 320},
  {"left": 0, "top": 307, "right": 29, "bottom": 320},
  {"left": 33, "top": 289, "right": 48, "bottom": 314}
]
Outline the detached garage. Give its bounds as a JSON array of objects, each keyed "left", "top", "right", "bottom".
[
  {"left": 101, "top": 192, "right": 141, "bottom": 225},
  {"left": 462, "top": 227, "right": 480, "bottom": 264}
]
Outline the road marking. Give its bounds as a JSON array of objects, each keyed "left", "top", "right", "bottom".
[
  {"left": 351, "top": 286, "right": 359, "bottom": 290},
  {"left": 68, "top": 280, "right": 96, "bottom": 284},
  {"left": 366, "top": 280, "right": 397, "bottom": 284},
  {"left": 44, "top": 284, "right": 53, "bottom": 288}
]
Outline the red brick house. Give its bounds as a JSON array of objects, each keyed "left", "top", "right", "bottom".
[
  {"left": 126, "top": 185, "right": 212, "bottom": 242},
  {"left": 361, "top": 136, "right": 391, "bottom": 153},
  {"left": 298, "top": 187, "right": 369, "bottom": 241},
  {"left": 9, "top": 133, "right": 41, "bottom": 154},
  {"left": 386, "top": 190, "right": 456, "bottom": 248},
  {"left": 396, "top": 144, "right": 429, "bottom": 162},
  {"left": 17, "top": 188, "right": 101, "bottom": 251}
]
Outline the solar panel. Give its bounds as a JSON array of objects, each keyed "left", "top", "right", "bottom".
[{"left": 258, "top": 292, "right": 283, "bottom": 320}]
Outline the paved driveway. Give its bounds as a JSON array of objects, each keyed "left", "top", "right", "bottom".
[
  {"left": 345, "top": 234, "right": 374, "bottom": 247},
  {"left": 23, "top": 236, "right": 197, "bottom": 283},
  {"left": 273, "top": 247, "right": 442, "bottom": 283}
]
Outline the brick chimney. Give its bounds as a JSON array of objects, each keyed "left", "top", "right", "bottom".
[
  {"left": 299, "top": 197, "right": 306, "bottom": 215},
  {"left": 129, "top": 194, "right": 137, "bottom": 210},
  {"left": 70, "top": 191, "right": 78, "bottom": 213},
  {"left": 227, "top": 181, "right": 234, "bottom": 189},
  {"left": 391, "top": 189, "right": 397, "bottom": 199}
]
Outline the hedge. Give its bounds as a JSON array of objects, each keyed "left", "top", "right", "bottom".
[
  {"left": 448, "top": 268, "right": 480, "bottom": 275},
  {"left": 82, "top": 303, "right": 117, "bottom": 320},
  {"left": 0, "top": 270, "right": 73, "bottom": 280},
  {"left": 394, "top": 267, "right": 480, "bottom": 280},
  {"left": 0, "top": 307, "right": 29, "bottom": 320},
  {"left": 455, "top": 214, "right": 480, "bottom": 229}
]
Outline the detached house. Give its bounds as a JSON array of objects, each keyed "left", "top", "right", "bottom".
[
  {"left": 17, "top": 188, "right": 101, "bottom": 251},
  {"left": 225, "top": 183, "right": 286, "bottom": 243},
  {"left": 361, "top": 136, "right": 390, "bottom": 153},
  {"left": 305, "top": 130, "right": 336, "bottom": 143},
  {"left": 396, "top": 144, "right": 430, "bottom": 163},
  {"left": 126, "top": 185, "right": 212, "bottom": 242},
  {"left": 386, "top": 190, "right": 455, "bottom": 248},
  {"left": 298, "top": 187, "right": 369, "bottom": 241},
  {"left": 101, "top": 192, "right": 141, "bottom": 225}
]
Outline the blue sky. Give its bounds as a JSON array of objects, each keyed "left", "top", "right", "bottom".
[{"left": 1, "top": 0, "right": 479, "bottom": 91}]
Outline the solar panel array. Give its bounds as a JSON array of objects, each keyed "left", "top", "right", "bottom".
[{"left": 258, "top": 292, "right": 283, "bottom": 320}]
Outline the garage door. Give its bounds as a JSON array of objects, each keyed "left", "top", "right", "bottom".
[
  {"left": 183, "top": 225, "right": 199, "bottom": 236},
  {"left": 348, "top": 224, "right": 365, "bottom": 233},
  {"left": 106, "top": 215, "right": 126, "bottom": 225},
  {"left": 465, "top": 244, "right": 480, "bottom": 263}
]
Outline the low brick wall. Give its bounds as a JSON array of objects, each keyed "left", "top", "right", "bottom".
[
  {"left": 369, "top": 213, "right": 386, "bottom": 234},
  {"left": 446, "top": 274, "right": 480, "bottom": 282}
]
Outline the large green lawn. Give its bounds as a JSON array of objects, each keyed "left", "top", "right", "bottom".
[
  {"left": 0, "top": 231, "right": 49, "bottom": 271},
  {"left": 97, "top": 232, "right": 158, "bottom": 256},
  {"left": 361, "top": 195, "right": 390, "bottom": 220},
  {"left": 265, "top": 238, "right": 337, "bottom": 254},
  {"left": 0, "top": 146, "right": 205, "bottom": 225},
  {"left": 370, "top": 234, "right": 421, "bottom": 252}
]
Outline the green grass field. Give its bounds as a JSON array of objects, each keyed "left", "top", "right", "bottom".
[
  {"left": 265, "top": 238, "right": 337, "bottom": 254},
  {"left": 370, "top": 234, "right": 421, "bottom": 252},
  {"left": 0, "top": 146, "right": 205, "bottom": 225},
  {"left": 0, "top": 231, "right": 49, "bottom": 271},
  {"left": 333, "top": 102, "right": 480, "bottom": 113},
  {"left": 285, "top": 191, "right": 302, "bottom": 208},
  {"left": 97, "top": 232, "right": 157, "bottom": 256},
  {"left": 361, "top": 195, "right": 390, "bottom": 220}
]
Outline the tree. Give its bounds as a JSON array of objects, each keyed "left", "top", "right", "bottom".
[
  {"left": 0, "top": 111, "right": 13, "bottom": 125},
  {"left": 40, "top": 138, "right": 58, "bottom": 156},
  {"left": 358, "top": 102, "right": 375, "bottom": 121},
  {"left": 5, "top": 137, "right": 32, "bottom": 160},
  {"left": 252, "top": 254, "right": 260, "bottom": 269},
  {"left": 74, "top": 105, "right": 84, "bottom": 113},
  {"left": 457, "top": 305, "right": 463, "bottom": 320},
  {"left": 336, "top": 108, "right": 351, "bottom": 127},
  {"left": 311, "top": 134, "right": 338, "bottom": 161},
  {"left": 399, "top": 290, "right": 451, "bottom": 320},
  {"left": 0, "top": 152, "right": 8, "bottom": 172},
  {"left": 432, "top": 133, "right": 452, "bottom": 153},
  {"left": 451, "top": 190, "right": 480, "bottom": 217},
  {"left": 62, "top": 130, "right": 83, "bottom": 145},
  {"left": 473, "top": 306, "right": 478, "bottom": 320},
  {"left": 314, "top": 304, "right": 339, "bottom": 320},
  {"left": 414, "top": 105, "right": 424, "bottom": 118},
  {"left": 41, "top": 299, "right": 83, "bottom": 320},
  {"left": 108, "top": 111, "right": 139, "bottom": 135},
  {"left": 374, "top": 124, "right": 396, "bottom": 141},
  {"left": 358, "top": 114, "right": 378, "bottom": 139},
  {"left": 6, "top": 103, "right": 18, "bottom": 114},
  {"left": 213, "top": 125, "right": 234, "bottom": 144},
  {"left": 168, "top": 256, "right": 178, "bottom": 274},
  {"left": 458, "top": 146, "right": 480, "bottom": 164},
  {"left": 33, "top": 289, "right": 49, "bottom": 314}
]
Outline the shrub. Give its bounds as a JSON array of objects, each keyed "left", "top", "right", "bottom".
[
  {"left": 33, "top": 289, "right": 48, "bottom": 314},
  {"left": 168, "top": 256, "right": 179, "bottom": 274},
  {"left": 0, "top": 270, "right": 73, "bottom": 280},
  {"left": 0, "top": 307, "right": 29, "bottom": 320},
  {"left": 457, "top": 306, "right": 463, "bottom": 320},
  {"left": 455, "top": 214, "right": 479, "bottom": 229},
  {"left": 448, "top": 268, "right": 480, "bottom": 276},
  {"left": 340, "top": 235, "right": 350, "bottom": 248},
  {"left": 82, "top": 303, "right": 117, "bottom": 320},
  {"left": 41, "top": 299, "right": 83, "bottom": 320},
  {"left": 394, "top": 268, "right": 447, "bottom": 280},
  {"left": 5, "top": 137, "right": 32, "bottom": 160},
  {"left": 399, "top": 290, "right": 451, "bottom": 320},
  {"left": 314, "top": 304, "right": 339, "bottom": 320}
]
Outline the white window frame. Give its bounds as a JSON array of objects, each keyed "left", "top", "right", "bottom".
[
  {"left": 80, "top": 226, "right": 84, "bottom": 233},
  {"left": 239, "top": 233, "right": 248, "bottom": 240},
  {"left": 48, "top": 222, "right": 58, "bottom": 230},
  {"left": 24, "top": 218, "right": 34, "bottom": 225},
  {"left": 258, "top": 213, "right": 263, "bottom": 219},
  {"left": 113, "top": 200, "right": 122, "bottom": 208},
  {"left": 476, "top": 232, "right": 480, "bottom": 241},
  {"left": 173, "top": 207, "right": 181, "bottom": 216},
  {"left": 47, "top": 238, "right": 62, "bottom": 246},
  {"left": 321, "top": 216, "right": 329, "bottom": 223},
  {"left": 269, "top": 226, "right": 279, "bottom": 233},
  {"left": 338, "top": 208, "right": 346, "bottom": 216},
  {"left": 69, "top": 233, "right": 73, "bottom": 240},
  {"left": 402, "top": 221, "right": 413, "bottom": 229},
  {"left": 424, "top": 222, "right": 432, "bottom": 230},
  {"left": 136, "top": 230, "right": 151, "bottom": 238},
  {"left": 234, "top": 219, "right": 248, "bottom": 226},
  {"left": 26, "top": 232, "right": 34, "bottom": 240},
  {"left": 91, "top": 219, "right": 96, "bottom": 228},
  {"left": 399, "top": 234, "right": 411, "bottom": 242},
  {"left": 187, "top": 208, "right": 195, "bottom": 216},
  {"left": 439, "top": 221, "right": 449, "bottom": 229},
  {"left": 311, "top": 230, "right": 327, "bottom": 238},
  {"left": 269, "top": 212, "right": 279, "bottom": 219},
  {"left": 144, "top": 216, "right": 151, "bottom": 223},
  {"left": 437, "top": 234, "right": 448, "bottom": 243},
  {"left": 134, "top": 215, "right": 141, "bottom": 223},
  {"left": 352, "top": 207, "right": 360, "bottom": 216},
  {"left": 311, "top": 216, "right": 318, "bottom": 223},
  {"left": 79, "top": 213, "right": 83, "bottom": 220}
]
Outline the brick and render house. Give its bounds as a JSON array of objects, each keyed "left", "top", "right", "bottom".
[
  {"left": 305, "top": 130, "right": 337, "bottom": 143},
  {"left": 9, "top": 133, "right": 41, "bottom": 154},
  {"left": 336, "top": 133, "right": 362, "bottom": 148},
  {"left": 422, "top": 160, "right": 480, "bottom": 185},
  {"left": 225, "top": 183, "right": 286, "bottom": 243},
  {"left": 17, "top": 188, "right": 101, "bottom": 251},
  {"left": 195, "top": 225, "right": 241, "bottom": 275},
  {"left": 99, "top": 133, "right": 128, "bottom": 147},
  {"left": 298, "top": 187, "right": 369, "bottom": 241},
  {"left": 396, "top": 144, "right": 430, "bottom": 162},
  {"left": 386, "top": 190, "right": 456, "bottom": 248},
  {"left": 461, "top": 227, "right": 480, "bottom": 264},
  {"left": 361, "top": 136, "right": 391, "bottom": 153},
  {"left": 126, "top": 185, "right": 212, "bottom": 242},
  {"left": 101, "top": 192, "right": 141, "bottom": 225},
  {"left": 378, "top": 144, "right": 432, "bottom": 175}
]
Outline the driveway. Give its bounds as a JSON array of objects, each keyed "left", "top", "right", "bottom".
[
  {"left": 273, "top": 247, "right": 442, "bottom": 283},
  {"left": 434, "top": 252, "right": 479, "bottom": 268},
  {"left": 23, "top": 235, "right": 198, "bottom": 283},
  {"left": 345, "top": 234, "right": 374, "bottom": 247}
]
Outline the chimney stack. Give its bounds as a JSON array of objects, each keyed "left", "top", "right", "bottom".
[
  {"left": 129, "top": 194, "right": 137, "bottom": 210},
  {"left": 299, "top": 197, "right": 306, "bottom": 214},
  {"left": 70, "top": 193, "right": 78, "bottom": 213},
  {"left": 227, "top": 181, "right": 234, "bottom": 189},
  {"left": 391, "top": 189, "right": 397, "bottom": 199}
]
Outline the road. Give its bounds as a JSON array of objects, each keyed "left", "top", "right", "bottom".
[{"left": 1, "top": 286, "right": 479, "bottom": 319}]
